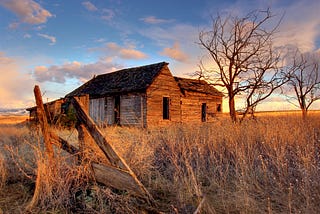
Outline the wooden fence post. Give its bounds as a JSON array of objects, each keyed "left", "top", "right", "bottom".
[
  {"left": 30, "top": 89, "right": 155, "bottom": 206},
  {"left": 34, "top": 85, "right": 54, "bottom": 161},
  {"left": 71, "top": 97, "right": 155, "bottom": 203}
]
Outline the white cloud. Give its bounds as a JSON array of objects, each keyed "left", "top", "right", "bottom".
[
  {"left": 38, "top": 33, "right": 56, "bottom": 45},
  {"left": 82, "top": 1, "right": 97, "bottom": 11},
  {"left": 0, "top": 52, "right": 34, "bottom": 108},
  {"left": 81, "top": 1, "right": 115, "bottom": 22},
  {"left": 24, "top": 33, "right": 31, "bottom": 39},
  {"left": 140, "top": 24, "right": 199, "bottom": 46},
  {"left": 95, "top": 38, "right": 106, "bottom": 43},
  {"left": 212, "top": 0, "right": 320, "bottom": 53},
  {"left": 90, "top": 42, "right": 148, "bottom": 60},
  {"left": 0, "top": 0, "right": 52, "bottom": 25},
  {"left": 101, "top": 8, "right": 114, "bottom": 21},
  {"left": 140, "top": 16, "right": 174, "bottom": 24},
  {"left": 33, "top": 60, "right": 122, "bottom": 83},
  {"left": 160, "top": 42, "right": 189, "bottom": 62},
  {"left": 34, "top": 25, "right": 46, "bottom": 31},
  {"left": 8, "top": 22, "right": 19, "bottom": 29},
  {"left": 275, "top": 1, "right": 320, "bottom": 52}
]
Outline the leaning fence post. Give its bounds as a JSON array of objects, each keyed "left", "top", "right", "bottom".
[
  {"left": 34, "top": 85, "right": 54, "bottom": 161},
  {"left": 28, "top": 85, "right": 54, "bottom": 210}
]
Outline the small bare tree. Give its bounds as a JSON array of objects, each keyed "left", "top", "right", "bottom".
[
  {"left": 198, "top": 9, "right": 289, "bottom": 122},
  {"left": 286, "top": 48, "right": 320, "bottom": 118}
]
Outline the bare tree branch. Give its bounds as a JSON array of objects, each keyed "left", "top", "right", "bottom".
[
  {"left": 285, "top": 48, "right": 320, "bottom": 118},
  {"left": 198, "top": 9, "right": 286, "bottom": 122}
]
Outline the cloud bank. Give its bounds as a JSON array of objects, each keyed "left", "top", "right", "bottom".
[
  {"left": 275, "top": 1, "right": 320, "bottom": 52},
  {"left": 33, "top": 60, "right": 122, "bottom": 83},
  {"left": 82, "top": 1, "right": 97, "bottom": 12},
  {"left": 0, "top": 52, "right": 34, "bottom": 108},
  {"left": 91, "top": 42, "right": 148, "bottom": 60},
  {"left": 0, "top": 0, "right": 52, "bottom": 25},
  {"left": 160, "top": 42, "right": 189, "bottom": 62}
]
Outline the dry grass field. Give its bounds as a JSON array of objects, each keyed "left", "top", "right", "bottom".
[
  {"left": 0, "top": 115, "right": 29, "bottom": 125},
  {"left": 1, "top": 112, "right": 320, "bottom": 213}
]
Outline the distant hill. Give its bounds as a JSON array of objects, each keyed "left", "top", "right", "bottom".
[{"left": 0, "top": 108, "right": 28, "bottom": 116}]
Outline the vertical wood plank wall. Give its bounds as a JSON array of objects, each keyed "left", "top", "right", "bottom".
[
  {"left": 180, "top": 91, "right": 222, "bottom": 123},
  {"left": 90, "top": 94, "right": 146, "bottom": 127},
  {"left": 146, "top": 66, "right": 182, "bottom": 127},
  {"left": 85, "top": 66, "right": 223, "bottom": 127},
  {"left": 89, "top": 98, "right": 105, "bottom": 126},
  {"left": 120, "top": 94, "right": 146, "bottom": 127},
  {"left": 105, "top": 96, "right": 114, "bottom": 125}
]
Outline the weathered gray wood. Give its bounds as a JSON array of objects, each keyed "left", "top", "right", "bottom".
[
  {"left": 76, "top": 123, "right": 110, "bottom": 165},
  {"left": 92, "top": 163, "right": 147, "bottom": 198},
  {"left": 89, "top": 98, "right": 105, "bottom": 126},
  {"left": 34, "top": 85, "right": 54, "bottom": 160},
  {"left": 29, "top": 85, "right": 54, "bottom": 209}
]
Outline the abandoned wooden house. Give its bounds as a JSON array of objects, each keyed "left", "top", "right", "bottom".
[
  {"left": 65, "top": 62, "right": 223, "bottom": 127},
  {"left": 26, "top": 98, "right": 66, "bottom": 123},
  {"left": 27, "top": 62, "right": 223, "bottom": 127}
]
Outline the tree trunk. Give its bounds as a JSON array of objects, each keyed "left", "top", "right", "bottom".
[
  {"left": 300, "top": 96, "right": 308, "bottom": 119},
  {"left": 229, "top": 96, "right": 237, "bottom": 122},
  {"left": 301, "top": 108, "right": 307, "bottom": 119}
]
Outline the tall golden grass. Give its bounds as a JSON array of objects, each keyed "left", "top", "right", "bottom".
[{"left": 1, "top": 114, "right": 320, "bottom": 213}]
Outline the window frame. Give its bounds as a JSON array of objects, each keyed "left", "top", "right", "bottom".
[
  {"left": 201, "top": 103, "right": 207, "bottom": 122},
  {"left": 162, "top": 97, "right": 170, "bottom": 120}
]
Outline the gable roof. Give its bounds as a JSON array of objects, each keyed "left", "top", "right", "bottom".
[
  {"left": 174, "top": 77, "right": 224, "bottom": 97},
  {"left": 66, "top": 61, "right": 224, "bottom": 98},
  {"left": 66, "top": 62, "right": 168, "bottom": 97}
]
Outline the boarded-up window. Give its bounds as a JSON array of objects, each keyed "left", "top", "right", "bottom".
[{"left": 163, "top": 97, "right": 170, "bottom": 120}]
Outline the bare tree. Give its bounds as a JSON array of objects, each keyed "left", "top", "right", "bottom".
[
  {"left": 198, "top": 9, "right": 289, "bottom": 122},
  {"left": 286, "top": 48, "right": 320, "bottom": 118}
]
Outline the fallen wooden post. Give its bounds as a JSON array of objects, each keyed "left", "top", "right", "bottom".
[
  {"left": 49, "top": 132, "right": 79, "bottom": 155},
  {"left": 71, "top": 97, "right": 128, "bottom": 169},
  {"left": 31, "top": 86, "right": 155, "bottom": 207},
  {"left": 71, "top": 97, "right": 155, "bottom": 204}
]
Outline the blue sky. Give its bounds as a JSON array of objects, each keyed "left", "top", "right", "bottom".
[{"left": 0, "top": 0, "right": 319, "bottom": 111}]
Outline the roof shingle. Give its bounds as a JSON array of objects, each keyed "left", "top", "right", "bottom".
[
  {"left": 174, "top": 77, "right": 224, "bottom": 97},
  {"left": 66, "top": 61, "right": 223, "bottom": 98},
  {"left": 66, "top": 62, "right": 168, "bottom": 97}
]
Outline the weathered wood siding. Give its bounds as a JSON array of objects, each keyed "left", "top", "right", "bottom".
[
  {"left": 76, "top": 94, "right": 89, "bottom": 113},
  {"left": 45, "top": 99, "right": 65, "bottom": 123},
  {"left": 90, "top": 94, "right": 146, "bottom": 127},
  {"left": 119, "top": 94, "right": 146, "bottom": 127},
  {"left": 146, "top": 65, "right": 181, "bottom": 127},
  {"left": 86, "top": 65, "right": 223, "bottom": 127},
  {"left": 89, "top": 98, "right": 105, "bottom": 125},
  {"left": 105, "top": 96, "right": 114, "bottom": 125},
  {"left": 181, "top": 91, "right": 223, "bottom": 123}
]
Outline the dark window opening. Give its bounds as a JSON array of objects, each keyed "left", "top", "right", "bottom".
[
  {"left": 201, "top": 103, "right": 207, "bottom": 122},
  {"left": 163, "top": 97, "right": 170, "bottom": 120},
  {"left": 114, "top": 96, "right": 120, "bottom": 125},
  {"left": 217, "top": 104, "right": 222, "bottom": 112}
]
